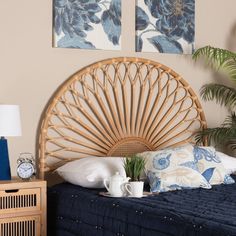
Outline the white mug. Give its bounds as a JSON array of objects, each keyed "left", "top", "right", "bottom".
[{"left": 125, "top": 181, "right": 144, "bottom": 198}]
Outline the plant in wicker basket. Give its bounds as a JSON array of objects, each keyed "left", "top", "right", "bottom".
[
  {"left": 123, "top": 155, "right": 146, "bottom": 182},
  {"left": 193, "top": 46, "right": 236, "bottom": 150}
]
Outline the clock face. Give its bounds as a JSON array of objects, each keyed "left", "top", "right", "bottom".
[{"left": 17, "top": 162, "right": 34, "bottom": 179}]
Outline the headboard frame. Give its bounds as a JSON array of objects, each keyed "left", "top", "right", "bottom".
[{"left": 38, "top": 57, "right": 207, "bottom": 180}]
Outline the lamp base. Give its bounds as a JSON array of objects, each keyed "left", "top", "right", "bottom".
[{"left": 0, "top": 137, "right": 11, "bottom": 180}]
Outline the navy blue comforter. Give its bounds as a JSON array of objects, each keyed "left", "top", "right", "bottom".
[{"left": 48, "top": 176, "right": 236, "bottom": 236}]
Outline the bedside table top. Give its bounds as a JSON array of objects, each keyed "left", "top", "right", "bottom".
[{"left": 0, "top": 177, "right": 46, "bottom": 190}]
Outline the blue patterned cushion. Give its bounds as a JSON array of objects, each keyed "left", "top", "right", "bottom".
[
  {"left": 192, "top": 146, "right": 235, "bottom": 185},
  {"left": 139, "top": 145, "right": 211, "bottom": 193}
]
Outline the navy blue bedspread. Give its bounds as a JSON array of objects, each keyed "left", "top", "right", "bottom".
[{"left": 48, "top": 176, "right": 236, "bottom": 236}]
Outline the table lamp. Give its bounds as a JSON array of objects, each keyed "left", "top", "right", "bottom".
[{"left": 0, "top": 105, "right": 22, "bottom": 180}]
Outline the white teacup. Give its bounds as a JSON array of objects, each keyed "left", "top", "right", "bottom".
[{"left": 125, "top": 181, "right": 144, "bottom": 198}]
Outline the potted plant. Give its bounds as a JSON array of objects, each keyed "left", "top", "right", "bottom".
[
  {"left": 193, "top": 46, "right": 236, "bottom": 154},
  {"left": 123, "top": 155, "right": 146, "bottom": 197}
]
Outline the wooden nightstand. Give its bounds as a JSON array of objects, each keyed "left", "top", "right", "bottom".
[{"left": 0, "top": 179, "right": 46, "bottom": 236}]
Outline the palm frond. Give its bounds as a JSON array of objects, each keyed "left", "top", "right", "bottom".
[
  {"left": 195, "top": 127, "right": 236, "bottom": 146},
  {"left": 196, "top": 112, "right": 236, "bottom": 147},
  {"left": 220, "top": 59, "right": 236, "bottom": 81},
  {"left": 227, "top": 142, "right": 236, "bottom": 150},
  {"left": 200, "top": 83, "right": 236, "bottom": 110},
  {"left": 193, "top": 46, "right": 236, "bottom": 82},
  {"left": 222, "top": 112, "right": 236, "bottom": 127}
]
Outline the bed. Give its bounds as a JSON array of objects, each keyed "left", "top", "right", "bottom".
[
  {"left": 38, "top": 57, "right": 236, "bottom": 236},
  {"left": 47, "top": 178, "right": 236, "bottom": 236}
]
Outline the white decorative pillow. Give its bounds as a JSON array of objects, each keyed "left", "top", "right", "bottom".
[
  {"left": 56, "top": 157, "right": 126, "bottom": 188},
  {"left": 216, "top": 151, "right": 236, "bottom": 175},
  {"left": 192, "top": 146, "right": 235, "bottom": 185},
  {"left": 139, "top": 145, "right": 211, "bottom": 193}
]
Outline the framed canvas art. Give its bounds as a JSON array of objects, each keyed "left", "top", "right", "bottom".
[
  {"left": 53, "top": 0, "right": 121, "bottom": 50},
  {"left": 136, "top": 0, "right": 195, "bottom": 54}
]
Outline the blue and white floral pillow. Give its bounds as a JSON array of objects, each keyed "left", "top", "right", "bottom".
[
  {"left": 192, "top": 146, "right": 235, "bottom": 185},
  {"left": 139, "top": 145, "right": 211, "bottom": 193}
]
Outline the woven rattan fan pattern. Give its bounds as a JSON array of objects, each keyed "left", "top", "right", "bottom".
[{"left": 39, "top": 57, "right": 206, "bottom": 178}]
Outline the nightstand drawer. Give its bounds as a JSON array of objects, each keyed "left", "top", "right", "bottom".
[
  {"left": 0, "top": 215, "right": 40, "bottom": 236},
  {"left": 0, "top": 180, "right": 46, "bottom": 235},
  {"left": 0, "top": 188, "right": 41, "bottom": 214}
]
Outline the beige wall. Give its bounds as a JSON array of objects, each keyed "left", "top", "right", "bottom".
[{"left": 0, "top": 0, "right": 236, "bottom": 175}]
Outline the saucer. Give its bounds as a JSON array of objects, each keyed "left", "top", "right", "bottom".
[
  {"left": 99, "top": 191, "right": 154, "bottom": 198},
  {"left": 99, "top": 192, "right": 124, "bottom": 198}
]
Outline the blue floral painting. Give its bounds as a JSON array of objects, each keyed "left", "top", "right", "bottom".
[
  {"left": 53, "top": 0, "right": 121, "bottom": 50},
  {"left": 136, "top": 0, "right": 195, "bottom": 54}
]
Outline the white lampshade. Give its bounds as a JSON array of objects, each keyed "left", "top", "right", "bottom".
[{"left": 0, "top": 105, "right": 22, "bottom": 137}]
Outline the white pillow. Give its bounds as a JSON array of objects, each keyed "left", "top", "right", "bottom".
[
  {"left": 216, "top": 151, "right": 236, "bottom": 175},
  {"left": 56, "top": 157, "right": 126, "bottom": 188}
]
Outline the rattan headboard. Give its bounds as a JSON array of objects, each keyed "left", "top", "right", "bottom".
[{"left": 38, "top": 57, "right": 206, "bottom": 180}]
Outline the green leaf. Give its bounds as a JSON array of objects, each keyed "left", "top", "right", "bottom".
[
  {"left": 195, "top": 113, "right": 236, "bottom": 148},
  {"left": 193, "top": 46, "right": 236, "bottom": 82},
  {"left": 223, "top": 112, "right": 236, "bottom": 127},
  {"left": 123, "top": 154, "right": 146, "bottom": 181},
  {"left": 200, "top": 83, "right": 236, "bottom": 110}
]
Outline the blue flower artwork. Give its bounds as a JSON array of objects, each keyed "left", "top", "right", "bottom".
[
  {"left": 136, "top": 0, "right": 195, "bottom": 54},
  {"left": 53, "top": 0, "right": 121, "bottom": 50}
]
